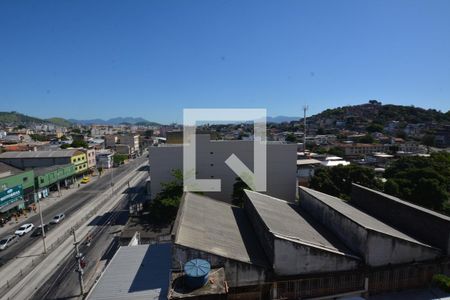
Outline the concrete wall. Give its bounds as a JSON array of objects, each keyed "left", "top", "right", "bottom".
[
  {"left": 273, "top": 238, "right": 359, "bottom": 275},
  {"left": 300, "top": 189, "right": 367, "bottom": 258},
  {"left": 299, "top": 188, "right": 441, "bottom": 266},
  {"left": 244, "top": 196, "right": 275, "bottom": 265},
  {"left": 149, "top": 146, "right": 183, "bottom": 198},
  {"left": 172, "top": 244, "right": 266, "bottom": 287},
  {"left": 149, "top": 135, "right": 297, "bottom": 203},
  {"left": 366, "top": 230, "right": 441, "bottom": 266},
  {"left": 351, "top": 184, "right": 450, "bottom": 254}
]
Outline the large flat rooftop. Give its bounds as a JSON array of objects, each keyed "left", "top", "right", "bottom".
[
  {"left": 173, "top": 192, "right": 268, "bottom": 267},
  {"left": 0, "top": 149, "right": 80, "bottom": 159},
  {"left": 245, "top": 190, "right": 358, "bottom": 257}
]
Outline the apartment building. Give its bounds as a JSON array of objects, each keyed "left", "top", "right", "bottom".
[
  {"left": 105, "top": 134, "right": 140, "bottom": 156},
  {"left": 149, "top": 134, "right": 297, "bottom": 202}
]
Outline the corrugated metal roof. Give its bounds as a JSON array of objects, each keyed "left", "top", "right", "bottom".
[
  {"left": 245, "top": 190, "right": 357, "bottom": 256},
  {"left": 88, "top": 243, "right": 171, "bottom": 300},
  {"left": 0, "top": 162, "right": 23, "bottom": 176},
  {"left": 32, "top": 164, "right": 73, "bottom": 176},
  {"left": 174, "top": 193, "right": 268, "bottom": 267},
  {"left": 0, "top": 150, "right": 80, "bottom": 159},
  {"left": 300, "top": 186, "right": 436, "bottom": 246}
]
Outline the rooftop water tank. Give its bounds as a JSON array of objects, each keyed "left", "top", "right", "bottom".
[{"left": 184, "top": 259, "right": 210, "bottom": 289}]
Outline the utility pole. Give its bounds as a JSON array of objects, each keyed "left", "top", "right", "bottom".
[
  {"left": 36, "top": 198, "right": 47, "bottom": 254},
  {"left": 303, "top": 105, "right": 308, "bottom": 151},
  {"left": 71, "top": 228, "right": 85, "bottom": 296},
  {"left": 110, "top": 166, "right": 114, "bottom": 196}
]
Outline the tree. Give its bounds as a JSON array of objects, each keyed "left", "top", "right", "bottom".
[
  {"left": 422, "top": 134, "right": 436, "bottom": 147},
  {"left": 327, "top": 147, "right": 345, "bottom": 157},
  {"left": 148, "top": 169, "right": 183, "bottom": 224},
  {"left": 358, "top": 134, "right": 374, "bottom": 144},
  {"left": 384, "top": 153, "right": 449, "bottom": 212},
  {"left": 366, "top": 123, "right": 384, "bottom": 133},
  {"left": 285, "top": 133, "right": 297, "bottom": 143},
  {"left": 71, "top": 140, "right": 88, "bottom": 148},
  {"left": 232, "top": 177, "right": 249, "bottom": 207},
  {"left": 310, "top": 165, "right": 382, "bottom": 200},
  {"left": 113, "top": 154, "right": 128, "bottom": 165}
]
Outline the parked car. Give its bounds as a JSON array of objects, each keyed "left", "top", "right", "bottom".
[
  {"left": 14, "top": 223, "right": 34, "bottom": 236},
  {"left": 80, "top": 176, "right": 90, "bottom": 184},
  {"left": 32, "top": 224, "right": 50, "bottom": 237},
  {"left": 50, "top": 213, "right": 65, "bottom": 224},
  {"left": 0, "top": 235, "right": 18, "bottom": 250}
]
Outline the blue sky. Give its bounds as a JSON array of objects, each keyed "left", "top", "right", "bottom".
[{"left": 0, "top": 0, "right": 449, "bottom": 124}]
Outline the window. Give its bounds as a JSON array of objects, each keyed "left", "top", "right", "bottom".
[
  {"left": 40, "top": 178, "right": 44, "bottom": 184},
  {"left": 23, "top": 177, "right": 28, "bottom": 182}
]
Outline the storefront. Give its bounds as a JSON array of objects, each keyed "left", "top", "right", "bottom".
[{"left": 0, "top": 185, "right": 25, "bottom": 218}]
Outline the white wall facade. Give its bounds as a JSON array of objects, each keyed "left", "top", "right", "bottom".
[{"left": 149, "top": 135, "right": 297, "bottom": 202}]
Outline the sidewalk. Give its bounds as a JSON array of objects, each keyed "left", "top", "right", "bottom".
[{"left": 0, "top": 172, "right": 104, "bottom": 238}]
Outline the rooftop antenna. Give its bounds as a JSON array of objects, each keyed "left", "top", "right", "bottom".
[{"left": 303, "top": 105, "right": 308, "bottom": 151}]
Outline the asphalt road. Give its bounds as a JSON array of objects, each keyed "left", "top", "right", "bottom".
[
  {"left": 0, "top": 155, "right": 149, "bottom": 267},
  {"left": 32, "top": 176, "right": 147, "bottom": 300}
]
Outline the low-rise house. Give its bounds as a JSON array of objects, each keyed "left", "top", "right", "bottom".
[{"left": 297, "top": 158, "right": 321, "bottom": 186}]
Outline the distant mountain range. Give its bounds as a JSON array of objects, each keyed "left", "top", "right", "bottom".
[
  {"left": 68, "top": 117, "right": 160, "bottom": 126},
  {"left": 2, "top": 102, "right": 448, "bottom": 128},
  {"left": 267, "top": 116, "right": 299, "bottom": 123},
  {"left": 0, "top": 112, "right": 161, "bottom": 127}
]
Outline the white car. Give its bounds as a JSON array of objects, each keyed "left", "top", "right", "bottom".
[
  {"left": 50, "top": 213, "right": 65, "bottom": 224},
  {"left": 15, "top": 223, "right": 35, "bottom": 236}
]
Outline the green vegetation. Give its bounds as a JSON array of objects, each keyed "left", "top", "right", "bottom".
[
  {"left": 113, "top": 154, "right": 128, "bottom": 165},
  {"left": 311, "top": 103, "right": 450, "bottom": 128},
  {"left": 384, "top": 152, "right": 450, "bottom": 212},
  {"left": 148, "top": 169, "right": 183, "bottom": 224},
  {"left": 232, "top": 177, "right": 249, "bottom": 208},
  {"left": 60, "top": 140, "right": 89, "bottom": 149},
  {"left": 310, "top": 165, "right": 383, "bottom": 200},
  {"left": 285, "top": 133, "right": 297, "bottom": 143},
  {"left": 0, "top": 111, "right": 48, "bottom": 125},
  {"left": 421, "top": 134, "right": 436, "bottom": 147},
  {"left": 327, "top": 147, "right": 345, "bottom": 157},
  {"left": 433, "top": 274, "right": 450, "bottom": 292},
  {"left": 0, "top": 111, "right": 73, "bottom": 127},
  {"left": 366, "top": 122, "right": 384, "bottom": 133},
  {"left": 30, "top": 134, "right": 50, "bottom": 142},
  {"left": 46, "top": 117, "right": 72, "bottom": 127},
  {"left": 357, "top": 134, "right": 375, "bottom": 144}
]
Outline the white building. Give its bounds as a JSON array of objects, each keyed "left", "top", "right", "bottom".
[
  {"left": 96, "top": 150, "right": 114, "bottom": 169},
  {"left": 149, "top": 134, "right": 297, "bottom": 203}
]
